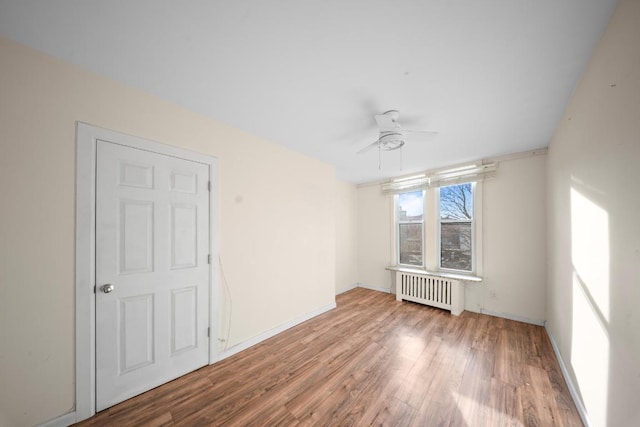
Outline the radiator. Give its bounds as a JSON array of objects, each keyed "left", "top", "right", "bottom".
[{"left": 394, "top": 270, "right": 465, "bottom": 315}]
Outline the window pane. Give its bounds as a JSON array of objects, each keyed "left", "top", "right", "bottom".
[
  {"left": 441, "top": 222, "right": 472, "bottom": 271},
  {"left": 397, "top": 191, "right": 423, "bottom": 221},
  {"left": 440, "top": 183, "right": 473, "bottom": 220},
  {"left": 399, "top": 223, "right": 423, "bottom": 266}
]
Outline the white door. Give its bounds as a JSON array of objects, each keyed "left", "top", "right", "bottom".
[{"left": 95, "top": 140, "right": 210, "bottom": 411}]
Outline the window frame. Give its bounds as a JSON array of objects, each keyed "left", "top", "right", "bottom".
[
  {"left": 437, "top": 182, "right": 476, "bottom": 274},
  {"left": 395, "top": 190, "right": 425, "bottom": 268},
  {"left": 392, "top": 182, "right": 481, "bottom": 276}
]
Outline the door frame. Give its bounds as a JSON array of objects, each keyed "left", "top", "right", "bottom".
[{"left": 74, "top": 122, "right": 219, "bottom": 420}]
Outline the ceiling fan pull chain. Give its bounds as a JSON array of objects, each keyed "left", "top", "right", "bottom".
[
  {"left": 400, "top": 145, "right": 403, "bottom": 171},
  {"left": 378, "top": 144, "right": 382, "bottom": 170}
]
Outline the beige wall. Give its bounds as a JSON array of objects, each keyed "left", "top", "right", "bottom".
[
  {"left": 356, "top": 184, "right": 393, "bottom": 291},
  {"left": 546, "top": 0, "right": 640, "bottom": 424},
  {"left": 335, "top": 180, "right": 359, "bottom": 294},
  {"left": 0, "top": 37, "right": 336, "bottom": 426},
  {"left": 468, "top": 153, "right": 547, "bottom": 322},
  {"left": 356, "top": 153, "right": 548, "bottom": 321}
]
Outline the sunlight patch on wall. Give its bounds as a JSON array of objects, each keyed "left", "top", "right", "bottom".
[
  {"left": 570, "top": 187, "right": 610, "bottom": 426},
  {"left": 571, "top": 273, "right": 610, "bottom": 427},
  {"left": 570, "top": 187, "right": 610, "bottom": 321}
]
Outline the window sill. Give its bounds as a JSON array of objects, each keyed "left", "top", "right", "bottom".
[{"left": 385, "top": 266, "right": 483, "bottom": 282}]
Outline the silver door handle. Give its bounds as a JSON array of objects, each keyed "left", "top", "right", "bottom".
[{"left": 101, "top": 284, "right": 115, "bottom": 293}]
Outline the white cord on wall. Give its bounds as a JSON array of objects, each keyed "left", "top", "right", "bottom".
[{"left": 218, "top": 255, "right": 232, "bottom": 352}]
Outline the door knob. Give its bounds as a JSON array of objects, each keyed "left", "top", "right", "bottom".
[{"left": 101, "top": 284, "right": 115, "bottom": 293}]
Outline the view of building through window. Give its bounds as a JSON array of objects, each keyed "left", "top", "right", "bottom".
[
  {"left": 396, "top": 184, "right": 474, "bottom": 271},
  {"left": 397, "top": 190, "right": 424, "bottom": 266},
  {"left": 439, "top": 183, "right": 473, "bottom": 271}
]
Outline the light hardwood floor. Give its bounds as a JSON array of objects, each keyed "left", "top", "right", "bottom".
[{"left": 75, "top": 287, "right": 583, "bottom": 426}]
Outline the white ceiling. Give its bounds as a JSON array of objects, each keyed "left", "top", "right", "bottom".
[{"left": 0, "top": 0, "right": 617, "bottom": 183}]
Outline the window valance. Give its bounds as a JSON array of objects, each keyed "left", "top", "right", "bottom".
[{"left": 381, "top": 162, "right": 497, "bottom": 194}]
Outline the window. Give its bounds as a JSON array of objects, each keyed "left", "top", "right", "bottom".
[
  {"left": 396, "top": 190, "right": 424, "bottom": 266},
  {"left": 387, "top": 163, "right": 489, "bottom": 276},
  {"left": 439, "top": 183, "right": 474, "bottom": 272}
]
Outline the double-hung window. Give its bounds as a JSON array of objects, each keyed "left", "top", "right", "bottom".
[
  {"left": 394, "top": 182, "right": 476, "bottom": 273},
  {"left": 439, "top": 183, "right": 474, "bottom": 272},
  {"left": 396, "top": 190, "right": 424, "bottom": 267},
  {"left": 390, "top": 163, "right": 491, "bottom": 275}
]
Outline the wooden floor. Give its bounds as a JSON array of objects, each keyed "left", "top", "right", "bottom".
[{"left": 75, "top": 288, "right": 583, "bottom": 426}]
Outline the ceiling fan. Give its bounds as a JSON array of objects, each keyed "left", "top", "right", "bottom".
[{"left": 357, "top": 110, "right": 438, "bottom": 154}]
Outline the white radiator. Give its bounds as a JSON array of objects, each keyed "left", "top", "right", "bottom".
[{"left": 394, "top": 270, "right": 465, "bottom": 315}]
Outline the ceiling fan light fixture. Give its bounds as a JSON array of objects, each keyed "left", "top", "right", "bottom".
[{"left": 378, "top": 132, "right": 405, "bottom": 151}]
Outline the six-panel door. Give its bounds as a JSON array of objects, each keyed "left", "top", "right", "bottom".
[{"left": 95, "top": 140, "right": 210, "bottom": 411}]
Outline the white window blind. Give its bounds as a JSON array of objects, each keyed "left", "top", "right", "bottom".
[{"left": 381, "top": 163, "right": 497, "bottom": 194}]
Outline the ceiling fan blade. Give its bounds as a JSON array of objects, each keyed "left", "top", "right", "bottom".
[
  {"left": 374, "top": 114, "right": 398, "bottom": 131},
  {"left": 356, "top": 140, "right": 379, "bottom": 154}
]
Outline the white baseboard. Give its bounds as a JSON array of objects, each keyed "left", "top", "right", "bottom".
[
  {"left": 478, "top": 308, "right": 545, "bottom": 326},
  {"left": 38, "top": 410, "right": 77, "bottom": 427},
  {"left": 39, "top": 298, "right": 570, "bottom": 427},
  {"left": 217, "top": 302, "right": 337, "bottom": 361},
  {"left": 37, "top": 302, "right": 337, "bottom": 426},
  {"left": 336, "top": 283, "right": 358, "bottom": 295},
  {"left": 357, "top": 282, "right": 391, "bottom": 294},
  {"left": 545, "top": 325, "right": 590, "bottom": 427}
]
